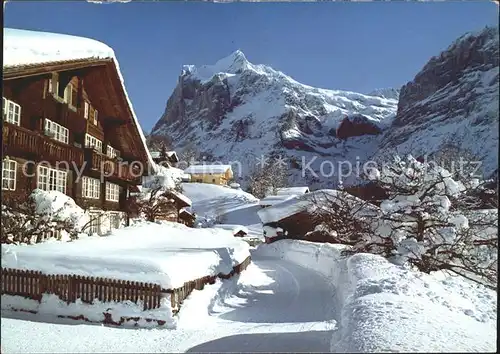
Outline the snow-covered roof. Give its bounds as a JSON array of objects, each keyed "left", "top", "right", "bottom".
[
  {"left": 150, "top": 151, "right": 178, "bottom": 160},
  {"left": 257, "top": 189, "right": 380, "bottom": 224},
  {"left": 165, "top": 190, "right": 192, "bottom": 207},
  {"left": 213, "top": 224, "right": 249, "bottom": 235},
  {"left": 179, "top": 208, "right": 194, "bottom": 218},
  {"left": 184, "top": 165, "right": 233, "bottom": 175},
  {"left": 3, "top": 28, "right": 155, "bottom": 169},
  {"left": 275, "top": 187, "right": 310, "bottom": 196},
  {"left": 259, "top": 194, "right": 296, "bottom": 207}
]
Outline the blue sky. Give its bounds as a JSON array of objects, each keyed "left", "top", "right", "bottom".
[{"left": 4, "top": 1, "right": 498, "bottom": 133}]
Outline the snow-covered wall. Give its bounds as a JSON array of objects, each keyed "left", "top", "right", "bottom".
[{"left": 254, "top": 240, "right": 497, "bottom": 352}]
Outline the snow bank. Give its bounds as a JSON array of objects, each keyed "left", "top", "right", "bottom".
[
  {"left": 254, "top": 240, "right": 497, "bottom": 352},
  {"left": 2, "top": 293, "right": 175, "bottom": 328},
  {"left": 31, "top": 189, "right": 89, "bottom": 230},
  {"left": 2, "top": 221, "right": 250, "bottom": 289},
  {"left": 213, "top": 224, "right": 249, "bottom": 236}
]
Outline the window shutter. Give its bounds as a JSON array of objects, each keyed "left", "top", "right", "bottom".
[
  {"left": 94, "top": 109, "right": 98, "bottom": 125},
  {"left": 72, "top": 86, "right": 78, "bottom": 107}
]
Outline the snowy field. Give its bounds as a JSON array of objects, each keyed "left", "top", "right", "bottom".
[
  {"left": 2, "top": 221, "right": 250, "bottom": 289},
  {"left": 182, "top": 183, "right": 263, "bottom": 240},
  {"left": 2, "top": 239, "right": 496, "bottom": 353},
  {"left": 2, "top": 221, "right": 250, "bottom": 329}
]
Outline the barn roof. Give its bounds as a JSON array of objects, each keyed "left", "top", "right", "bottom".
[
  {"left": 259, "top": 194, "right": 296, "bottom": 207},
  {"left": 257, "top": 189, "right": 380, "bottom": 224}
]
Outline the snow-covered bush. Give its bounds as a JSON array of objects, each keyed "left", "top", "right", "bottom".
[
  {"left": 309, "top": 190, "right": 379, "bottom": 245},
  {"left": 362, "top": 155, "right": 498, "bottom": 289},
  {"left": 130, "top": 164, "right": 186, "bottom": 222},
  {"left": 247, "top": 157, "right": 289, "bottom": 199},
  {"left": 316, "top": 155, "right": 497, "bottom": 289},
  {"left": 1, "top": 190, "right": 89, "bottom": 244}
]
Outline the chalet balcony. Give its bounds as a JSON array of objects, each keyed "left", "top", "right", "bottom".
[
  {"left": 2, "top": 122, "right": 84, "bottom": 166},
  {"left": 83, "top": 148, "right": 142, "bottom": 184}
]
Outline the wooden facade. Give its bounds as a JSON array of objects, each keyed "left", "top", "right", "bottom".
[
  {"left": 178, "top": 209, "right": 196, "bottom": 227},
  {"left": 2, "top": 58, "right": 151, "bottom": 234}
]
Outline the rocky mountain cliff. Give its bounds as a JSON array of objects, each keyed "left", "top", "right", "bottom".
[
  {"left": 376, "top": 26, "right": 499, "bottom": 177},
  {"left": 151, "top": 26, "right": 498, "bottom": 188}
]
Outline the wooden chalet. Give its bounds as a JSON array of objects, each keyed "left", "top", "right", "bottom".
[
  {"left": 2, "top": 29, "right": 152, "bottom": 235},
  {"left": 178, "top": 208, "right": 196, "bottom": 227},
  {"left": 150, "top": 149, "right": 179, "bottom": 167},
  {"left": 257, "top": 189, "right": 381, "bottom": 243}
]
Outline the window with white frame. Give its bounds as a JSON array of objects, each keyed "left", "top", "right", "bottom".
[
  {"left": 44, "top": 119, "right": 69, "bottom": 144},
  {"left": 82, "top": 176, "right": 101, "bottom": 199},
  {"left": 37, "top": 166, "right": 67, "bottom": 194},
  {"left": 84, "top": 101, "right": 89, "bottom": 119},
  {"left": 2, "top": 159, "right": 17, "bottom": 190},
  {"left": 106, "top": 145, "right": 119, "bottom": 159},
  {"left": 93, "top": 108, "right": 98, "bottom": 125},
  {"left": 64, "top": 83, "right": 75, "bottom": 108},
  {"left": 105, "top": 182, "right": 120, "bottom": 202},
  {"left": 85, "top": 134, "right": 103, "bottom": 153},
  {"left": 2, "top": 97, "right": 21, "bottom": 126}
]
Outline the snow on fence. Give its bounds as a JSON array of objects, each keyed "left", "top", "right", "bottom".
[{"left": 1, "top": 256, "right": 252, "bottom": 325}]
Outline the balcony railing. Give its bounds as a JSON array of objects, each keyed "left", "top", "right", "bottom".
[
  {"left": 2, "top": 123, "right": 84, "bottom": 166},
  {"left": 84, "top": 148, "right": 141, "bottom": 183}
]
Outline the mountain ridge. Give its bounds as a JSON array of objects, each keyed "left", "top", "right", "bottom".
[{"left": 151, "top": 26, "right": 498, "bottom": 188}]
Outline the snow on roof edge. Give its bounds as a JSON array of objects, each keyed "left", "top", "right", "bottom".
[
  {"left": 110, "top": 56, "right": 156, "bottom": 171},
  {"left": 3, "top": 28, "right": 155, "bottom": 172}
]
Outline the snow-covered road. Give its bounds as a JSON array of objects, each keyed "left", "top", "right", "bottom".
[{"left": 1, "top": 253, "right": 338, "bottom": 353}]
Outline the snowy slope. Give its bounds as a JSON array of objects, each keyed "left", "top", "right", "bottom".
[
  {"left": 152, "top": 26, "right": 498, "bottom": 188},
  {"left": 152, "top": 50, "right": 398, "bottom": 189},
  {"left": 181, "top": 183, "right": 263, "bottom": 239},
  {"left": 182, "top": 182, "right": 258, "bottom": 217}
]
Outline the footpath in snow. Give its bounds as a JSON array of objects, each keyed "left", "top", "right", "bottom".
[{"left": 256, "top": 240, "right": 497, "bottom": 353}]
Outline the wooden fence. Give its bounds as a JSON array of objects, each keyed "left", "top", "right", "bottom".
[{"left": 1, "top": 255, "right": 252, "bottom": 324}]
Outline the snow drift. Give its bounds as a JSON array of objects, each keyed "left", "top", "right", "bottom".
[{"left": 254, "top": 240, "right": 497, "bottom": 352}]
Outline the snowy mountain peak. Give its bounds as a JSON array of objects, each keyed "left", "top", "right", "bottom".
[
  {"left": 368, "top": 88, "right": 400, "bottom": 100},
  {"left": 181, "top": 50, "right": 253, "bottom": 83}
]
